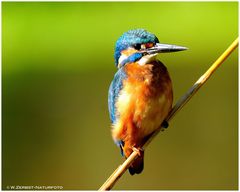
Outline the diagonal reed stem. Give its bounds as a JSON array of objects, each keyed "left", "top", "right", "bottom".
[{"left": 99, "top": 37, "right": 239, "bottom": 191}]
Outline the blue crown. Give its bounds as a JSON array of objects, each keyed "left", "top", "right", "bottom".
[{"left": 114, "top": 29, "right": 159, "bottom": 67}]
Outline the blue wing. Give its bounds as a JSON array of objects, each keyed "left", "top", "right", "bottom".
[
  {"left": 108, "top": 68, "right": 127, "bottom": 155},
  {"left": 108, "top": 68, "right": 127, "bottom": 124}
]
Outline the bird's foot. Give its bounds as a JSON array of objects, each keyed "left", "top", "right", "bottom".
[
  {"left": 132, "top": 147, "right": 144, "bottom": 156},
  {"left": 161, "top": 120, "right": 169, "bottom": 129}
]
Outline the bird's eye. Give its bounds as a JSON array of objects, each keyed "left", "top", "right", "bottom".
[{"left": 133, "top": 43, "right": 141, "bottom": 50}]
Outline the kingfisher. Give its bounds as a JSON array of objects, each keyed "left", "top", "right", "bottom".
[{"left": 108, "top": 29, "right": 187, "bottom": 175}]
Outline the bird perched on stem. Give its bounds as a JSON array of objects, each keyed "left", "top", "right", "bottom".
[{"left": 108, "top": 29, "right": 187, "bottom": 175}]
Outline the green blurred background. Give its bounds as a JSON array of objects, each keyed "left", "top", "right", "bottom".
[{"left": 2, "top": 2, "right": 238, "bottom": 190}]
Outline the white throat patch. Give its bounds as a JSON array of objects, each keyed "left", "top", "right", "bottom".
[
  {"left": 137, "top": 53, "right": 158, "bottom": 66},
  {"left": 118, "top": 53, "right": 158, "bottom": 66}
]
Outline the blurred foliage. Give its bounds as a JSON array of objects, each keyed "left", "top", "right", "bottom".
[{"left": 2, "top": 2, "right": 238, "bottom": 190}]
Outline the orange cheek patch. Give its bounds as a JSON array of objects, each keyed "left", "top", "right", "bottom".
[
  {"left": 145, "top": 43, "right": 154, "bottom": 48},
  {"left": 121, "top": 48, "right": 138, "bottom": 56}
]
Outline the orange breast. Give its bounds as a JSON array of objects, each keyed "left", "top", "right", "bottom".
[{"left": 112, "top": 61, "right": 173, "bottom": 156}]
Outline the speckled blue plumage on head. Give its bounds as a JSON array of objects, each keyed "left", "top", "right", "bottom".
[{"left": 114, "top": 29, "right": 159, "bottom": 67}]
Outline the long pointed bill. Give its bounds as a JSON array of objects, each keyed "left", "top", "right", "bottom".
[{"left": 144, "top": 43, "right": 188, "bottom": 54}]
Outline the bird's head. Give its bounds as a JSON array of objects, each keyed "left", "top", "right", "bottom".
[{"left": 114, "top": 29, "right": 187, "bottom": 68}]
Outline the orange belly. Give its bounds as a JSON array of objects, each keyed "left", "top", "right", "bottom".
[{"left": 112, "top": 61, "right": 173, "bottom": 157}]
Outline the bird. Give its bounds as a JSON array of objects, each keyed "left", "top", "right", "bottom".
[{"left": 108, "top": 29, "right": 187, "bottom": 175}]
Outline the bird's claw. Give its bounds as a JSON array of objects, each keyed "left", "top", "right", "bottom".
[
  {"left": 161, "top": 120, "right": 169, "bottom": 128},
  {"left": 132, "top": 147, "right": 144, "bottom": 156}
]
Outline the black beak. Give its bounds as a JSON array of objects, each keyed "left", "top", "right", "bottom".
[{"left": 143, "top": 43, "right": 188, "bottom": 54}]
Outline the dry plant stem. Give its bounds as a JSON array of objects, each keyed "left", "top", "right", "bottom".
[{"left": 99, "top": 37, "right": 239, "bottom": 191}]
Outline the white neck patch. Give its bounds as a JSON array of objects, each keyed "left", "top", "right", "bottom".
[
  {"left": 118, "top": 53, "right": 158, "bottom": 67},
  {"left": 118, "top": 54, "right": 128, "bottom": 65}
]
